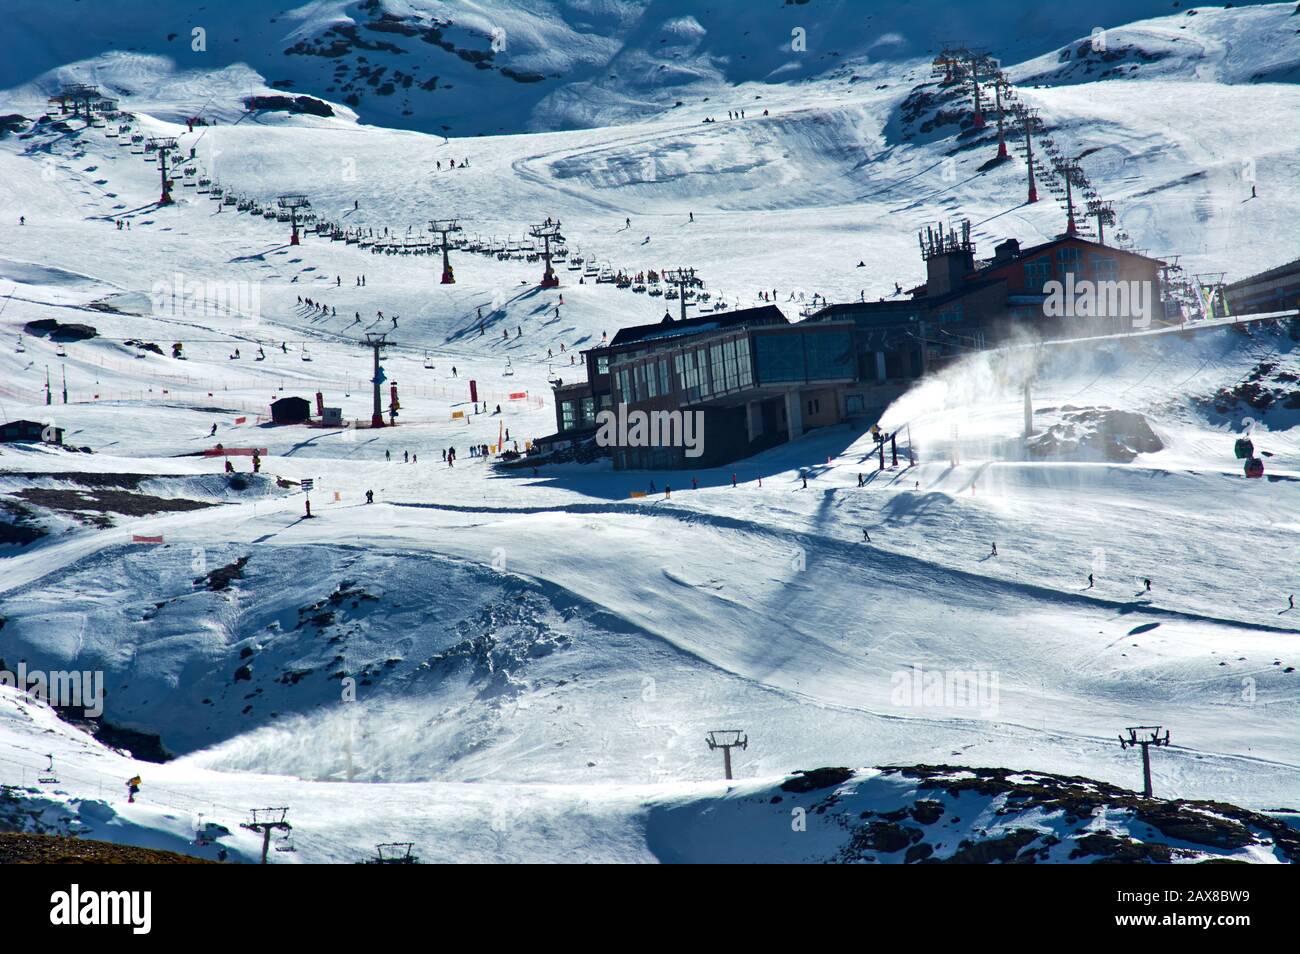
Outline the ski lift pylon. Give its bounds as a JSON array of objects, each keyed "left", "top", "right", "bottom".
[{"left": 38, "top": 753, "right": 59, "bottom": 784}]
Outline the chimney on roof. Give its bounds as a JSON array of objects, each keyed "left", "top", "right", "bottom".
[
  {"left": 992, "top": 238, "right": 1021, "bottom": 265},
  {"left": 662, "top": 311, "right": 673, "bottom": 323}
]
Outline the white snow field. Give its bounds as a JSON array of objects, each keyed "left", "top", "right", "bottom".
[{"left": 0, "top": 1, "right": 1298, "bottom": 862}]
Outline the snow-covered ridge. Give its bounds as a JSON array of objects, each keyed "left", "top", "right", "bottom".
[{"left": 3, "top": 1, "right": 1290, "bottom": 135}]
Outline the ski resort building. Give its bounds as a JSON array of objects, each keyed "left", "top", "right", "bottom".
[
  {"left": 1223, "top": 256, "right": 1300, "bottom": 316},
  {"left": 541, "top": 229, "right": 1170, "bottom": 470},
  {"left": 269, "top": 396, "right": 311, "bottom": 424},
  {"left": 0, "top": 420, "right": 63, "bottom": 445},
  {"left": 810, "top": 225, "right": 1167, "bottom": 355},
  {"left": 543, "top": 305, "right": 861, "bottom": 469}
]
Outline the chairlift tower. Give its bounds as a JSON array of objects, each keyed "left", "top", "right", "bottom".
[
  {"left": 1057, "top": 159, "right": 1085, "bottom": 237},
  {"left": 664, "top": 267, "right": 703, "bottom": 322},
  {"left": 277, "top": 194, "right": 311, "bottom": 246},
  {"left": 932, "top": 43, "right": 963, "bottom": 85},
  {"left": 991, "top": 67, "right": 1010, "bottom": 159},
  {"left": 1086, "top": 200, "right": 1115, "bottom": 246},
  {"left": 429, "top": 218, "right": 462, "bottom": 284},
  {"left": 530, "top": 220, "right": 563, "bottom": 288},
  {"left": 54, "top": 83, "right": 101, "bottom": 121},
  {"left": 966, "top": 51, "right": 992, "bottom": 129},
  {"left": 240, "top": 807, "right": 293, "bottom": 864},
  {"left": 1011, "top": 104, "right": 1042, "bottom": 203},
  {"left": 148, "top": 137, "right": 179, "bottom": 205},
  {"left": 363, "top": 332, "right": 389, "bottom": 428},
  {"left": 1119, "top": 726, "right": 1170, "bottom": 798},
  {"left": 705, "top": 729, "right": 747, "bottom": 780},
  {"left": 366, "top": 842, "right": 420, "bottom": 864}
]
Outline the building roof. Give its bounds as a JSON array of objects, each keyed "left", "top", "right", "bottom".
[
  {"left": 989, "top": 235, "right": 1166, "bottom": 271},
  {"left": 608, "top": 305, "right": 787, "bottom": 347},
  {"left": 810, "top": 278, "right": 1007, "bottom": 324},
  {"left": 1225, "top": 254, "right": 1300, "bottom": 291}
]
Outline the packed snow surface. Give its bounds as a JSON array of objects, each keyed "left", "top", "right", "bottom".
[{"left": 0, "top": 1, "right": 1297, "bottom": 861}]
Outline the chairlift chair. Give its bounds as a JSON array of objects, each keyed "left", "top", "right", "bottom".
[
  {"left": 38, "top": 754, "right": 59, "bottom": 784},
  {"left": 423, "top": 351, "right": 434, "bottom": 370},
  {"left": 301, "top": 344, "right": 312, "bottom": 362}
]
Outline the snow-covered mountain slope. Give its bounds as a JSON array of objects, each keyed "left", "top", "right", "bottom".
[
  {"left": 2, "top": 1, "right": 1291, "bottom": 134},
  {"left": 0, "top": 2, "right": 1298, "bottom": 862},
  {"left": 4, "top": 692, "right": 1296, "bottom": 863}
]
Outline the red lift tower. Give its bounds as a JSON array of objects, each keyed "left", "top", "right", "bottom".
[
  {"left": 1058, "top": 159, "right": 1084, "bottom": 237},
  {"left": 277, "top": 194, "right": 311, "bottom": 245},
  {"left": 992, "top": 68, "right": 1010, "bottom": 159},
  {"left": 932, "top": 43, "right": 962, "bottom": 85},
  {"left": 1012, "top": 104, "right": 1041, "bottom": 203},
  {"left": 429, "top": 218, "right": 462, "bottom": 284},
  {"left": 147, "top": 137, "right": 179, "bottom": 205},
  {"left": 530, "top": 220, "right": 563, "bottom": 288},
  {"left": 966, "top": 51, "right": 990, "bottom": 129}
]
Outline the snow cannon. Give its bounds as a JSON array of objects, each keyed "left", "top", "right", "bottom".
[
  {"left": 1245, "top": 457, "right": 1264, "bottom": 479},
  {"left": 1234, "top": 437, "right": 1254, "bottom": 460}
]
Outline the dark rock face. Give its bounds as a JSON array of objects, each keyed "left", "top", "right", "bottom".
[
  {"left": 772, "top": 765, "right": 1300, "bottom": 864},
  {"left": 23, "top": 318, "right": 98, "bottom": 341},
  {"left": 242, "top": 94, "right": 335, "bottom": 117},
  {"left": 1028, "top": 406, "right": 1163, "bottom": 462},
  {"left": 781, "top": 767, "right": 853, "bottom": 793}
]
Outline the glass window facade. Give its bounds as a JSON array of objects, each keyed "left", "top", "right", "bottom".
[
  {"left": 804, "top": 330, "right": 853, "bottom": 380},
  {"left": 1024, "top": 258, "right": 1051, "bottom": 291},
  {"left": 1057, "top": 246, "right": 1081, "bottom": 277},
  {"left": 736, "top": 337, "right": 752, "bottom": 388},
  {"left": 756, "top": 331, "right": 852, "bottom": 384},
  {"left": 755, "top": 334, "right": 803, "bottom": 384}
]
